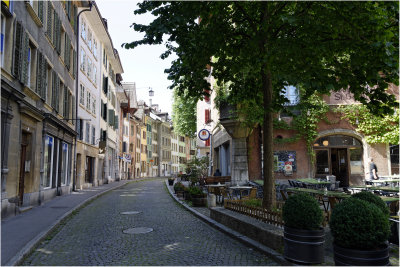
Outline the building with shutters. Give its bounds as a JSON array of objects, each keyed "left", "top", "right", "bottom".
[
  {"left": 75, "top": 2, "right": 104, "bottom": 190},
  {"left": 1, "top": 0, "right": 82, "bottom": 217},
  {"left": 159, "top": 118, "right": 172, "bottom": 177}
]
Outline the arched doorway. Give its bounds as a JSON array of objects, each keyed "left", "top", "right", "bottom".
[{"left": 314, "top": 135, "right": 363, "bottom": 187}]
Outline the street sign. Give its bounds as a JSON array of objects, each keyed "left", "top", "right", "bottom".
[{"left": 198, "top": 129, "right": 210, "bottom": 141}]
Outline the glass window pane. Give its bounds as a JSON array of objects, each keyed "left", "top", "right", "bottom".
[
  {"left": 316, "top": 150, "right": 329, "bottom": 174},
  {"left": 349, "top": 147, "right": 363, "bottom": 174}
]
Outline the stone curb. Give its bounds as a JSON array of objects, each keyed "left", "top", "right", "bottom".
[
  {"left": 164, "top": 180, "right": 292, "bottom": 266},
  {"left": 7, "top": 179, "right": 134, "bottom": 266}
]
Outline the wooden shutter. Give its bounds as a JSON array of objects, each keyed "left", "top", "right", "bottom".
[
  {"left": 66, "top": 0, "right": 71, "bottom": 20},
  {"left": 205, "top": 138, "right": 210, "bottom": 147},
  {"left": 38, "top": 1, "right": 44, "bottom": 23},
  {"left": 36, "top": 51, "right": 43, "bottom": 96},
  {"left": 103, "top": 76, "right": 108, "bottom": 94},
  {"left": 71, "top": 95, "right": 75, "bottom": 125},
  {"left": 63, "top": 86, "right": 68, "bottom": 117},
  {"left": 46, "top": 1, "right": 52, "bottom": 40},
  {"left": 114, "top": 115, "right": 118, "bottom": 129},
  {"left": 21, "top": 30, "right": 29, "bottom": 85},
  {"left": 72, "top": 49, "right": 76, "bottom": 78},
  {"left": 13, "top": 21, "right": 23, "bottom": 79},
  {"left": 76, "top": 117, "right": 81, "bottom": 139},
  {"left": 64, "top": 34, "right": 70, "bottom": 70},
  {"left": 103, "top": 102, "right": 107, "bottom": 120},
  {"left": 41, "top": 58, "right": 47, "bottom": 100},
  {"left": 53, "top": 10, "right": 61, "bottom": 54},
  {"left": 100, "top": 100, "right": 104, "bottom": 119}
]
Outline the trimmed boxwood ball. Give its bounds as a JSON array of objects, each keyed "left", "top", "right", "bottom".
[
  {"left": 329, "top": 198, "right": 390, "bottom": 250},
  {"left": 283, "top": 193, "right": 323, "bottom": 230},
  {"left": 351, "top": 191, "right": 389, "bottom": 216}
]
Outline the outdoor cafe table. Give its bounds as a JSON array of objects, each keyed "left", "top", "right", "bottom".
[
  {"left": 229, "top": 185, "right": 253, "bottom": 199},
  {"left": 349, "top": 185, "right": 399, "bottom": 193},
  {"left": 296, "top": 178, "right": 332, "bottom": 189},
  {"left": 370, "top": 178, "right": 400, "bottom": 187},
  {"left": 205, "top": 184, "right": 227, "bottom": 203}
]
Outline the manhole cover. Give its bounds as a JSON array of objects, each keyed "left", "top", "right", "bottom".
[
  {"left": 123, "top": 227, "right": 153, "bottom": 234},
  {"left": 121, "top": 211, "right": 141, "bottom": 215}
]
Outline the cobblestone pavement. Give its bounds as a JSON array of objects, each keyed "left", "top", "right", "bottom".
[{"left": 21, "top": 179, "right": 278, "bottom": 266}]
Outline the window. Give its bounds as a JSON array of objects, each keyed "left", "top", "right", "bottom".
[
  {"left": 1, "top": 14, "right": 5, "bottom": 67},
  {"left": 61, "top": 142, "right": 69, "bottom": 185},
  {"left": 81, "top": 19, "right": 86, "bottom": 41},
  {"left": 87, "top": 28, "right": 92, "bottom": 50},
  {"left": 46, "top": 65, "right": 52, "bottom": 104},
  {"left": 79, "top": 84, "right": 85, "bottom": 105},
  {"left": 390, "top": 144, "right": 399, "bottom": 175},
  {"left": 87, "top": 57, "right": 92, "bottom": 78},
  {"left": 80, "top": 48, "right": 85, "bottom": 72},
  {"left": 92, "top": 97, "right": 96, "bottom": 114},
  {"left": 86, "top": 122, "right": 90, "bottom": 143},
  {"left": 86, "top": 91, "right": 91, "bottom": 110},
  {"left": 93, "top": 38, "right": 97, "bottom": 59},
  {"left": 36, "top": 51, "right": 48, "bottom": 100},
  {"left": 315, "top": 150, "right": 329, "bottom": 174},
  {"left": 43, "top": 135, "right": 54, "bottom": 188},
  {"left": 93, "top": 65, "right": 97, "bottom": 84},
  {"left": 92, "top": 126, "right": 95, "bottom": 145}
]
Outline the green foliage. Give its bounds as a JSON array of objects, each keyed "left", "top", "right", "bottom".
[
  {"left": 329, "top": 198, "right": 390, "bottom": 250},
  {"left": 351, "top": 191, "right": 390, "bottom": 217},
  {"left": 188, "top": 186, "right": 205, "bottom": 197},
  {"left": 335, "top": 104, "right": 399, "bottom": 144},
  {"left": 243, "top": 198, "right": 263, "bottom": 208},
  {"left": 171, "top": 88, "right": 197, "bottom": 138},
  {"left": 186, "top": 156, "right": 209, "bottom": 179},
  {"left": 125, "top": 1, "right": 399, "bottom": 209},
  {"left": 273, "top": 90, "right": 330, "bottom": 164},
  {"left": 282, "top": 193, "right": 323, "bottom": 230},
  {"left": 173, "top": 182, "right": 185, "bottom": 192}
]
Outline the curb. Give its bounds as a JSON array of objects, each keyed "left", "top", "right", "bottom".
[
  {"left": 164, "top": 180, "right": 292, "bottom": 266},
  {"left": 6, "top": 180, "right": 131, "bottom": 266}
]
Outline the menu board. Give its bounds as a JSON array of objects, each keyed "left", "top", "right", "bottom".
[{"left": 274, "top": 151, "right": 297, "bottom": 172}]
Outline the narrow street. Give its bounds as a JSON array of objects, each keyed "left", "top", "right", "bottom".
[{"left": 21, "top": 179, "right": 278, "bottom": 266}]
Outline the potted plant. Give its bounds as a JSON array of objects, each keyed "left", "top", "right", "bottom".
[
  {"left": 329, "top": 192, "right": 390, "bottom": 266},
  {"left": 188, "top": 186, "right": 207, "bottom": 207},
  {"left": 282, "top": 193, "right": 325, "bottom": 264},
  {"left": 168, "top": 177, "right": 175, "bottom": 186},
  {"left": 173, "top": 182, "right": 185, "bottom": 198}
]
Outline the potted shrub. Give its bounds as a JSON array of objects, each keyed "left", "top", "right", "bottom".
[
  {"left": 282, "top": 193, "right": 325, "bottom": 264},
  {"left": 173, "top": 182, "right": 185, "bottom": 198},
  {"left": 188, "top": 186, "right": 207, "bottom": 207},
  {"left": 329, "top": 193, "right": 390, "bottom": 266},
  {"left": 168, "top": 177, "right": 175, "bottom": 186}
]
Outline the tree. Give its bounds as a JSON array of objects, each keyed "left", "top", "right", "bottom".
[
  {"left": 172, "top": 88, "right": 197, "bottom": 138},
  {"left": 124, "top": 1, "right": 398, "bottom": 209}
]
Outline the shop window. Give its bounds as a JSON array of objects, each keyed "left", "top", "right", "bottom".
[
  {"left": 390, "top": 144, "right": 399, "bottom": 175},
  {"left": 43, "top": 135, "right": 54, "bottom": 188},
  {"left": 60, "top": 142, "right": 69, "bottom": 185},
  {"left": 349, "top": 147, "right": 363, "bottom": 174},
  {"left": 315, "top": 150, "right": 329, "bottom": 174}
]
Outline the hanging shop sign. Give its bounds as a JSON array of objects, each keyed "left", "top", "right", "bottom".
[{"left": 198, "top": 129, "right": 210, "bottom": 141}]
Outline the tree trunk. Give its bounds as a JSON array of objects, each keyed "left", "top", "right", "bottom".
[
  {"left": 247, "top": 125, "right": 262, "bottom": 181},
  {"left": 262, "top": 70, "right": 276, "bottom": 210}
]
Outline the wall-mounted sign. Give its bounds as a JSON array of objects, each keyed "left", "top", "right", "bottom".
[
  {"left": 274, "top": 151, "right": 297, "bottom": 172},
  {"left": 198, "top": 129, "right": 210, "bottom": 141}
]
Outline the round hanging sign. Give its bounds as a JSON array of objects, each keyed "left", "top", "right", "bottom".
[{"left": 198, "top": 129, "right": 210, "bottom": 141}]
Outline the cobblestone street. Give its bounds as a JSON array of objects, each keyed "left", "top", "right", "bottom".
[{"left": 21, "top": 179, "right": 278, "bottom": 266}]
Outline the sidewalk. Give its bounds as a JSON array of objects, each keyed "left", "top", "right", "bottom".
[{"left": 1, "top": 179, "right": 130, "bottom": 266}]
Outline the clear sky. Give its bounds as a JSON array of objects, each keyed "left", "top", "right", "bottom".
[{"left": 96, "top": 0, "right": 176, "bottom": 114}]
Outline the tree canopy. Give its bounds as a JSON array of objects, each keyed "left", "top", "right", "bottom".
[
  {"left": 124, "top": 1, "right": 399, "bottom": 208},
  {"left": 171, "top": 88, "right": 197, "bottom": 138}
]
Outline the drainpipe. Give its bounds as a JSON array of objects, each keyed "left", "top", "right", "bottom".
[{"left": 73, "top": 1, "right": 93, "bottom": 191}]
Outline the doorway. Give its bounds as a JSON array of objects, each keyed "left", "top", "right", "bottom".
[
  {"left": 18, "top": 132, "right": 29, "bottom": 206},
  {"left": 331, "top": 148, "right": 349, "bottom": 187},
  {"left": 314, "top": 135, "right": 363, "bottom": 187}
]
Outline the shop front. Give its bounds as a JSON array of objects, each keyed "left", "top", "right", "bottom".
[{"left": 314, "top": 134, "right": 364, "bottom": 187}]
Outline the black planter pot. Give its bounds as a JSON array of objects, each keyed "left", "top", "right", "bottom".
[
  {"left": 191, "top": 195, "right": 207, "bottom": 207},
  {"left": 283, "top": 226, "right": 325, "bottom": 264},
  {"left": 168, "top": 179, "right": 174, "bottom": 186},
  {"left": 333, "top": 243, "right": 389, "bottom": 266}
]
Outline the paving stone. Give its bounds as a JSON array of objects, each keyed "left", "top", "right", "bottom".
[{"left": 21, "top": 179, "right": 278, "bottom": 266}]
